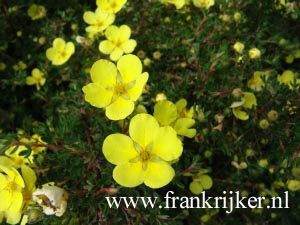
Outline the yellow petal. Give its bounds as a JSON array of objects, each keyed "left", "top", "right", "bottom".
[
  {"left": 99, "top": 40, "right": 115, "bottom": 54},
  {"left": 189, "top": 181, "right": 203, "bottom": 195},
  {"left": 105, "top": 97, "right": 134, "bottom": 120},
  {"left": 113, "top": 162, "right": 144, "bottom": 187},
  {"left": 5, "top": 208, "right": 22, "bottom": 225},
  {"left": 229, "top": 99, "right": 245, "bottom": 108},
  {"left": 83, "top": 11, "right": 96, "bottom": 24},
  {"left": 8, "top": 191, "right": 23, "bottom": 213},
  {"left": 129, "top": 114, "right": 159, "bottom": 148},
  {"left": 82, "top": 83, "right": 113, "bottom": 108},
  {"left": 152, "top": 126, "right": 183, "bottom": 161},
  {"left": 0, "top": 173, "right": 7, "bottom": 190},
  {"left": 144, "top": 161, "right": 175, "bottom": 188},
  {"left": 26, "top": 76, "right": 36, "bottom": 85},
  {"left": 173, "top": 118, "right": 196, "bottom": 138},
  {"left": 53, "top": 38, "right": 65, "bottom": 51},
  {"left": 242, "top": 92, "right": 257, "bottom": 109},
  {"left": 119, "top": 25, "right": 131, "bottom": 42},
  {"left": 110, "top": 47, "right": 124, "bottom": 61},
  {"left": 46, "top": 48, "right": 56, "bottom": 61},
  {"left": 153, "top": 100, "right": 177, "bottom": 126},
  {"left": 122, "top": 39, "right": 137, "bottom": 53},
  {"left": 90, "top": 59, "right": 117, "bottom": 86},
  {"left": 103, "top": 134, "right": 136, "bottom": 165},
  {"left": 21, "top": 165, "right": 37, "bottom": 191},
  {"left": 232, "top": 107, "right": 249, "bottom": 120},
  {"left": 0, "top": 190, "right": 11, "bottom": 211},
  {"left": 127, "top": 72, "right": 148, "bottom": 101},
  {"left": 65, "top": 42, "right": 75, "bottom": 55},
  {"left": 117, "top": 54, "right": 142, "bottom": 83},
  {"left": 105, "top": 25, "right": 120, "bottom": 42},
  {"left": 0, "top": 156, "right": 14, "bottom": 167},
  {"left": 32, "top": 68, "right": 42, "bottom": 79}
]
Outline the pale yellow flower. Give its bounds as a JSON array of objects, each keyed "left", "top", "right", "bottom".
[
  {"left": 26, "top": 68, "right": 46, "bottom": 90},
  {"left": 96, "top": 0, "right": 127, "bottom": 13},
  {"left": 192, "top": 0, "right": 214, "bottom": 9},
  {"left": 248, "top": 47, "right": 261, "bottom": 59},
  {"left": 83, "top": 8, "right": 115, "bottom": 37},
  {"left": 99, "top": 25, "right": 137, "bottom": 61}
]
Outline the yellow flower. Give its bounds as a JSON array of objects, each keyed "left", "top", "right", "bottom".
[
  {"left": 4, "top": 145, "right": 34, "bottom": 168},
  {"left": 83, "top": 8, "right": 115, "bottom": 37},
  {"left": 0, "top": 62, "right": 6, "bottom": 70},
  {"left": 0, "top": 165, "right": 25, "bottom": 224},
  {"left": 248, "top": 47, "right": 261, "bottom": 59},
  {"left": 247, "top": 71, "right": 270, "bottom": 92},
  {"left": 233, "top": 41, "right": 245, "bottom": 54},
  {"left": 160, "top": 0, "right": 185, "bottom": 9},
  {"left": 287, "top": 180, "right": 300, "bottom": 191},
  {"left": 82, "top": 54, "right": 149, "bottom": 120},
  {"left": 46, "top": 38, "right": 75, "bottom": 66},
  {"left": 103, "top": 113, "right": 183, "bottom": 188},
  {"left": 26, "top": 68, "right": 46, "bottom": 91},
  {"left": 154, "top": 100, "right": 196, "bottom": 138},
  {"left": 96, "top": 0, "right": 127, "bottom": 13},
  {"left": 192, "top": 0, "right": 215, "bottom": 9},
  {"left": 230, "top": 92, "right": 257, "bottom": 120},
  {"left": 189, "top": 172, "right": 213, "bottom": 195},
  {"left": 27, "top": 4, "right": 46, "bottom": 20},
  {"left": 33, "top": 184, "right": 68, "bottom": 217},
  {"left": 99, "top": 25, "right": 137, "bottom": 61},
  {"left": 277, "top": 70, "right": 300, "bottom": 90}
]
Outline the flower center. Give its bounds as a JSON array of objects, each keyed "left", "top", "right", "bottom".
[
  {"left": 7, "top": 181, "right": 18, "bottom": 192},
  {"left": 114, "top": 83, "right": 127, "bottom": 96},
  {"left": 139, "top": 150, "right": 150, "bottom": 162}
]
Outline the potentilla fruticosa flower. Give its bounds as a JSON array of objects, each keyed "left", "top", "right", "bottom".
[
  {"left": 102, "top": 113, "right": 183, "bottom": 188},
  {"left": 83, "top": 8, "right": 115, "bottom": 37},
  {"left": 82, "top": 54, "right": 148, "bottom": 120},
  {"left": 99, "top": 25, "right": 137, "bottom": 61},
  {"left": 46, "top": 38, "right": 75, "bottom": 66},
  {"left": 96, "top": 0, "right": 127, "bottom": 14},
  {"left": 25, "top": 68, "right": 46, "bottom": 90}
]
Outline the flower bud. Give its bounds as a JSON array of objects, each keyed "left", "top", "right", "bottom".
[
  {"left": 259, "top": 119, "right": 269, "bottom": 129},
  {"left": 267, "top": 110, "right": 278, "bottom": 122},
  {"left": 248, "top": 48, "right": 261, "bottom": 59},
  {"left": 233, "top": 41, "right": 245, "bottom": 54}
]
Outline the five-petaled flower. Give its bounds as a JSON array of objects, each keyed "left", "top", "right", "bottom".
[
  {"left": 83, "top": 8, "right": 115, "bottom": 37},
  {"left": 26, "top": 68, "right": 46, "bottom": 90},
  {"left": 46, "top": 38, "right": 75, "bottom": 66},
  {"left": 96, "top": 0, "right": 127, "bottom": 14},
  {"left": 103, "top": 113, "right": 183, "bottom": 188},
  {"left": 99, "top": 25, "right": 137, "bottom": 61},
  {"left": 82, "top": 54, "right": 148, "bottom": 120}
]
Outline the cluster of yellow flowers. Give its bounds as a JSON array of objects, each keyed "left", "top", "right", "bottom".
[
  {"left": 80, "top": 0, "right": 202, "bottom": 189},
  {"left": 0, "top": 134, "right": 67, "bottom": 224}
]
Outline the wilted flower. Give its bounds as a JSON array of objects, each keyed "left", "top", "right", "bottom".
[
  {"left": 83, "top": 8, "right": 115, "bottom": 37},
  {"left": 96, "top": 0, "right": 127, "bottom": 14},
  {"left": 192, "top": 0, "right": 214, "bottom": 9},
  {"left": 46, "top": 38, "right": 75, "bottom": 66},
  {"left": 26, "top": 68, "right": 46, "bottom": 91},
  {"left": 82, "top": 54, "right": 148, "bottom": 120},
  {"left": 99, "top": 25, "right": 137, "bottom": 61},
  {"left": 102, "top": 113, "right": 183, "bottom": 188},
  {"left": 27, "top": 4, "right": 46, "bottom": 20},
  {"left": 248, "top": 47, "right": 261, "bottom": 59},
  {"left": 230, "top": 92, "right": 257, "bottom": 120},
  {"left": 32, "top": 184, "right": 68, "bottom": 217}
]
